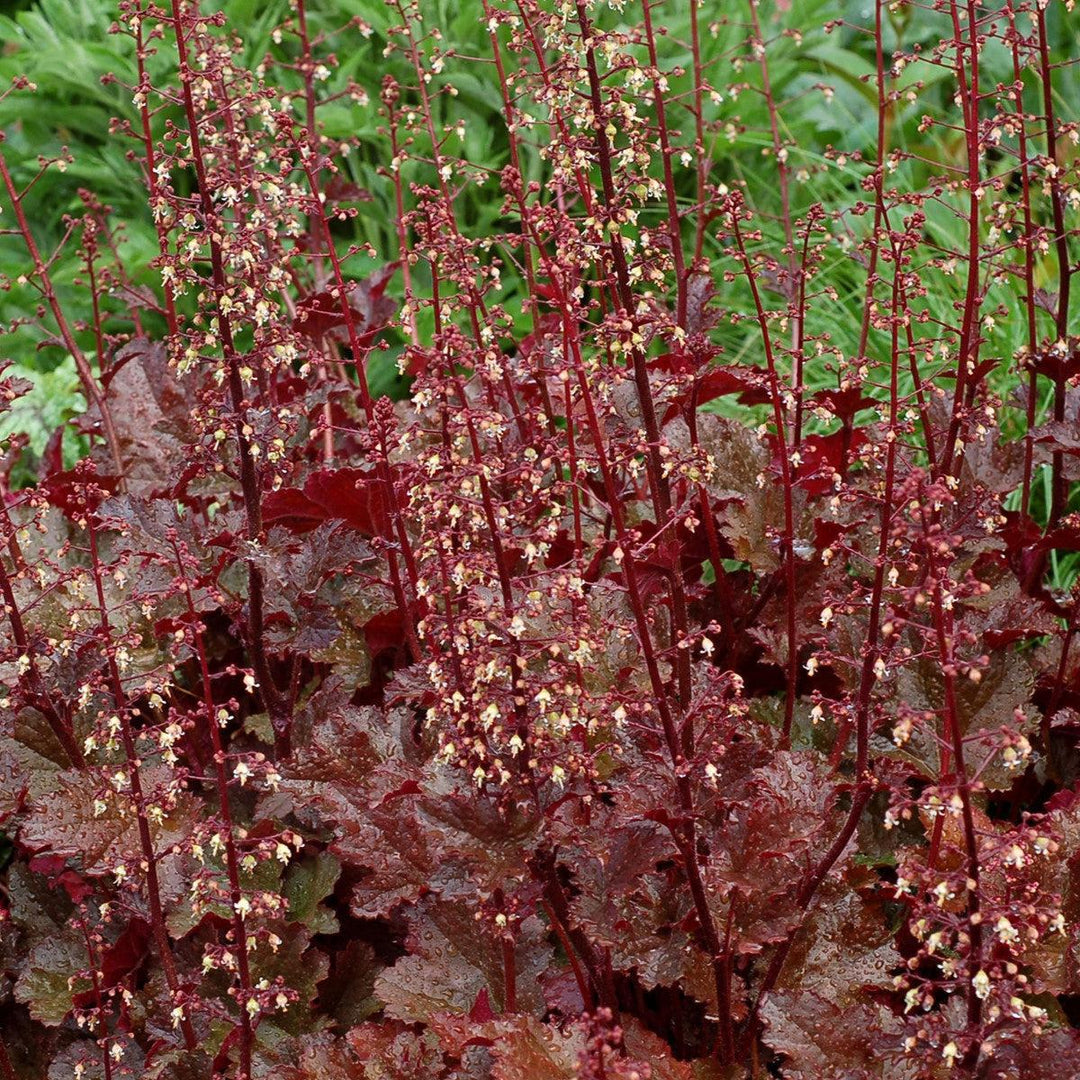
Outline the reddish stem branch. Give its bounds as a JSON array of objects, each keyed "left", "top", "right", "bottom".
[
  {"left": 87, "top": 522, "right": 197, "bottom": 1054},
  {"left": 0, "top": 148, "right": 125, "bottom": 480}
]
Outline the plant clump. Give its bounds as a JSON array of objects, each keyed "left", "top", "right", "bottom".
[{"left": 0, "top": 0, "right": 1078, "bottom": 1077}]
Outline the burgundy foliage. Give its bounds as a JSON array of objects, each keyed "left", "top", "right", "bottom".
[{"left": 0, "top": 0, "right": 1079, "bottom": 1078}]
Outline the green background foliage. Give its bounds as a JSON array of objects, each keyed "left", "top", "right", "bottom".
[{"left": 0, "top": 0, "right": 1076, "bottom": 473}]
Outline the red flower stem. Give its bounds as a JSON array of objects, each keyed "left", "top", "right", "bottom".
[
  {"left": 1036, "top": 7, "right": 1071, "bottom": 525},
  {"left": 790, "top": 217, "right": 814, "bottom": 453},
  {"left": 0, "top": 497, "right": 26, "bottom": 572},
  {"left": 384, "top": 95, "right": 420, "bottom": 347},
  {"left": 727, "top": 206, "right": 798, "bottom": 746},
  {"left": 86, "top": 522, "right": 197, "bottom": 1053},
  {"left": 511, "top": 0, "right": 596, "bottom": 214},
  {"left": 295, "top": 0, "right": 319, "bottom": 164},
  {"left": 899, "top": 277, "right": 937, "bottom": 472},
  {"left": 689, "top": 0, "right": 708, "bottom": 266},
  {"left": 80, "top": 201, "right": 144, "bottom": 337},
  {"left": 684, "top": 376, "right": 740, "bottom": 626},
  {"left": 78, "top": 918, "right": 115, "bottom": 1080},
  {"left": 295, "top": 0, "right": 329, "bottom": 370},
  {"left": 483, "top": 18, "right": 579, "bottom": 453},
  {"left": 560, "top": 300, "right": 730, "bottom": 1058},
  {"left": 941, "top": 0, "right": 984, "bottom": 478},
  {"left": 510, "top": 0, "right": 618, "bottom": 325},
  {"left": 171, "top": 540, "right": 254, "bottom": 1080},
  {"left": 0, "top": 148, "right": 125, "bottom": 481},
  {"left": 1004, "top": 9, "right": 1039, "bottom": 515},
  {"left": 438, "top": 363, "right": 532, "bottom": 734},
  {"left": 754, "top": 225, "right": 904, "bottom": 1015},
  {"left": 561, "top": 375, "right": 593, "bottom": 663},
  {"left": 292, "top": 142, "right": 423, "bottom": 664},
  {"left": 497, "top": 172, "right": 590, "bottom": 584},
  {"left": 861, "top": 186, "right": 935, "bottom": 472},
  {"left": 133, "top": 6, "right": 179, "bottom": 337},
  {"left": 481, "top": 1, "right": 536, "bottom": 295},
  {"left": 575, "top": 0, "right": 693, "bottom": 722},
  {"left": 166, "top": 0, "right": 289, "bottom": 737},
  {"left": 640, "top": 0, "right": 688, "bottom": 326},
  {"left": 504, "top": 166, "right": 732, "bottom": 1041},
  {"left": 541, "top": 896, "right": 596, "bottom": 1012},
  {"left": 929, "top": 565, "right": 983, "bottom": 1068},
  {"left": 390, "top": 1, "right": 528, "bottom": 439},
  {"left": 425, "top": 265, "right": 534, "bottom": 743},
  {"left": 747, "top": 0, "right": 797, "bottom": 326},
  {"left": 81, "top": 223, "right": 108, "bottom": 378},
  {"left": 849, "top": 0, "right": 890, "bottom": 471},
  {"left": 537, "top": 854, "right": 609, "bottom": 1010}
]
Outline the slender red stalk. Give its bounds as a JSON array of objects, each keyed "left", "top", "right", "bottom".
[
  {"left": 1036, "top": 7, "right": 1072, "bottom": 525},
  {"left": 0, "top": 148, "right": 125, "bottom": 479},
  {"left": 727, "top": 202, "right": 798, "bottom": 746},
  {"left": 86, "top": 522, "right": 197, "bottom": 1054}
]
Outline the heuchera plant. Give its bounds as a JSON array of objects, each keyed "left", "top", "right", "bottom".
[{"left": 0, "top": 0, "right": 1079, "bottom": 1076}]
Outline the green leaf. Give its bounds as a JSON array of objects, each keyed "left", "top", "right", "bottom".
[
  {"left": 284, "top": 852, "right": 342, "bottom": 935},
  {"left": 15, "top": 937, "right": 89, "bottom": 1025}
]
